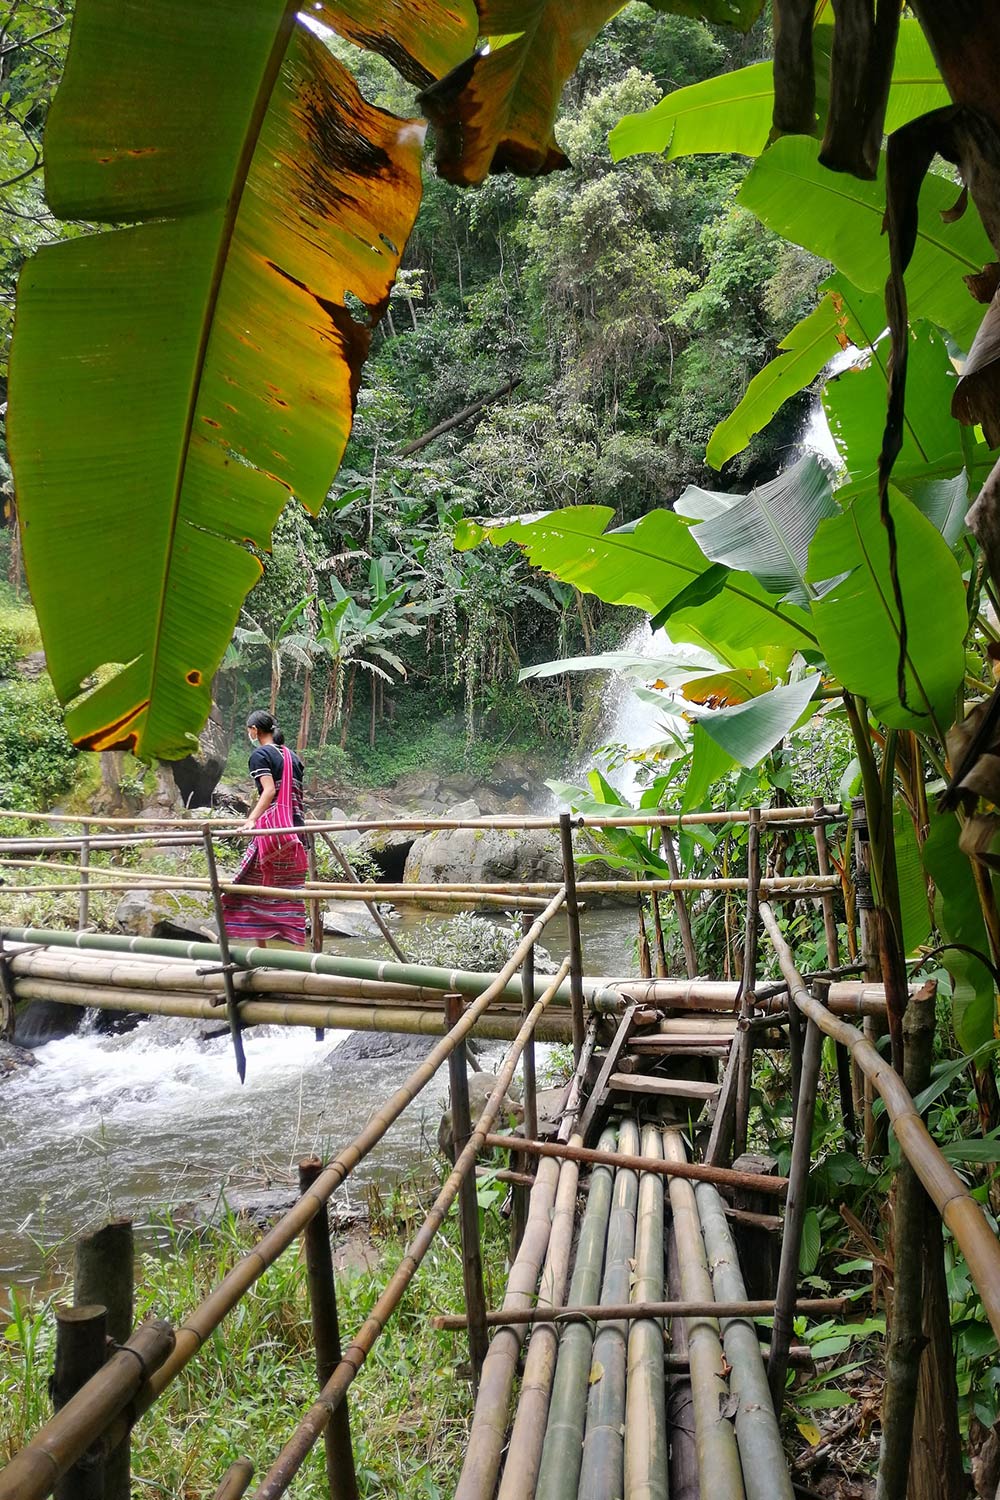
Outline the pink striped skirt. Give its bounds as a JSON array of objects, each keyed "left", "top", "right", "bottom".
[{"left": 221, "top": 841, "right": 307, "bottom": 946}]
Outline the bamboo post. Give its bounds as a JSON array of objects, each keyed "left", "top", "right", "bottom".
[
  {"left": 665, "top": 1229, "right": 698, "bottom": 1500},
  {"left": 624, "top": 1125, "right": 668, "bottom": 1500},
  {"left": 444, "top": 992, "right": 490, "bottom": 1391},
  {"left": 558, "top": 813, "right": 585, "bottom": 1063},
  {"left": 536, "top": 1127, "right": 618, "bottom": 1500},
  {"left": 662, "top": 1129, "right": 745, "bottom": 1499},
  {"left": 78, "top": 820, "right": 90, "bottom": 931},
  {"left": 697, "top": 1184, "right": 793, "bottom": 1500},
  {"left": 53, "top": 1305, "right": 107, "bottom": 1500},
  {"left": 767, "top": 1005, "right": 823, "bottom": 1409},
  {"left": 579, "top": 1119, "right": 639, "bottom": 1500},
  {"left": 201, "top": 828, "right": 247, "bottom": 1084},
  {"left": 735, "top": 807, "right": 760, "bottom": 1157},
  {"left": 704, "top": 1031, "right": 744, "bottom": 1168},
  {"left": 214, "top": 1460, "right": 255, "bottom": 1499},
  {"left": 853, "top": 796, "right": 882, "bottom": 1155},
  {"left": 814, "top": 797, "right": 856, "bottom": 1145},
  {"left": 297, "top": 1159, "right": 358, "bottom": 1500},
  {"left": 74, "top": 1220, "right": 133, "bottom": 1500},
  {"left": 520, "top": 916, "right": 538, "bottom": 1143},
  {"left": 307, "top": 843, "right": 324, "bottom": 1042},
  {"left": 318, "top": 831, "right": 407, "bottom": 963},
  {"left": 661, "top": 827, "right": 698, "bottom": 978}
]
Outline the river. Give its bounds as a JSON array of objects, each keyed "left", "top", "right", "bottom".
[{"left": 0, "top": 906, "right": 636, "bottom": 1297}]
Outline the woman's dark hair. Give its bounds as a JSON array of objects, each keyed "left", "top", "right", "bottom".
[{"left": 246, "top": 709, "right": 279, "bottom": 739}]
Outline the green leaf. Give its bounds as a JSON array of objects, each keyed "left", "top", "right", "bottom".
[
  {"left": 518, "top": 645, "right": 718, "bottom": 683},
  {"left": 905, "top": 472, "right": 970, "bottom": 547},
  {"left": 808, "top": 488, "right": 967, "bottom": 732},
  {"left": 922, "top": 809, "right": 997, "bottom": 1050},
  {"left": 893, "top": 803, "right": 932, "bottom": 955},
  {"left": 706, "top": 293, "right": 849, "bottom": 470},
  {"left": 458, "top": 506, "right": 816, "bottom": 659},
  {"left": 739, "top": 136, "right": 993, "bottom": 351},
  {"left": 681, "top": 455, "right": 837, "bottom": 604},
  {"left": 823, "top": 323, "right": 963, "bottom": 485},
  {"left": 682, "top": 725, "right": 735, "bottom": 817},
  {"left": 694, "top": 674, "right": 820, "bottom": 767},
  {"left": 10, "top": 0, "right": 432, "bottom": 759},
  {"left": 942, "top": 1133, "right": 1000, "bottom": 1165},
  {"left": 609, "top": 20, "right": 946, "bottom": 165},
  {"left": 799, "top": 1209, "right": 821, "bottom": 1276}
]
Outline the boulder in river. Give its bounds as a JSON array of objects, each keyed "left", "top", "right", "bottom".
[
  {"left": 0, "top": 1039, "right": 38, "bottom": 1078},
  {"left": 115, "top": 889, "right": 214, "bottom": 939},
  {"left": 327, "top": 1030, "right": 437, "bottom": 1066},
  {"left": 403, "top": 822, "right": 630, "bottom": 903}
]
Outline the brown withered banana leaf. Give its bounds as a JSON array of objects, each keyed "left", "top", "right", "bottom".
[
  {"left": 421, "top": 0, "right": 765, "bottom": 188},
  {"left": 8, "top": 0, "right": 472, "bottom": 760}
]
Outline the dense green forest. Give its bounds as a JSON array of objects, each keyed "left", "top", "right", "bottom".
[{"left": 0, "top": 1, "right": 822, "bottom": 795}]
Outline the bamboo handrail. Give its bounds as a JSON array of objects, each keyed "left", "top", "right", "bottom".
[
  {"left": 0, "top": 1321, "right": 175, "bottom": 1500},
  {"left": 481, "top": 1133, "right": 790, "bottom": 1196},
  {"left": 0, "top": 805, "right": 844, "bottom": 831},
  {"left": 248, "top": 960, "right": 571, "bottom": 1498},
  {"left": 759, "top": 901, "right": 1000, "bottom": 1342}
]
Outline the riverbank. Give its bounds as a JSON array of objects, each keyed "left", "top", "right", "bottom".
[{"left": 0, "top": 1182, "right": 510, "bottom": 1497}]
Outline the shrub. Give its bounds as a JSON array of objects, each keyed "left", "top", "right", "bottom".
[{"left": 0, "top": 679, "right": 78, "bottom": 809}]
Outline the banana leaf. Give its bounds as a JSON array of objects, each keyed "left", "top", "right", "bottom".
[
  {"left": 421, "top": 0, "right": 764, "bottom": 187},
  {"left": 678, "top": 454, "right": 837, "bottom": 605},
  {"left": 8, "top": 0, "right": 471, "bottom": 760}
]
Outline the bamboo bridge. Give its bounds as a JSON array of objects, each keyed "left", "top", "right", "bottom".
[{"left": 0, "top": 804, "right": 996, "bottom": 1498}]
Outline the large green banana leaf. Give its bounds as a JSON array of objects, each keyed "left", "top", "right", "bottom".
[
  {"left": 609, "top": 20, "right": 947, "bottom": 164},
  {"left": 9, "top": 0, "right": 474, "bottom": 760},
  {"left": 456, "top": 505, "right": 816, "bottom": 659}
]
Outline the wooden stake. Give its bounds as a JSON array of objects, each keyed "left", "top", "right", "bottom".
[
  {"left": 53, "top": 1305, "right": 107, "bottom": 1500},
  {"left": 201, "top": 828, "right": 247, "bottom": 1084},
  {"left": 74, "top": 1220, "right": 133, "bottom": 1500},
  {"left": 767, "top": 1008, "right": 823, "bottom": 1408},
  {"left": 78, "top": 820, "right": 90, "bottom": 931},
  {"left": 559, "top": 813, "right": 586, "bottom": 1063},
  {"left": 704, "top": 1032, "right": 742, "bottom": 1168},
  {"left": 510, "top": 916, "right": 537, "bottom": 1255},
  {"left": 214, "top": 1460, "right": 255, "bottom": 1499},
  {"left": 576, "top": 1000, "right": 637, "bottom": 1145},
  {"left": 445, "top": 993, "right": 489, "bottom": 1391},
  {"left": 814, "top": 797, "right": 856, "bottom": 1146},
  {"left": 298, "top": 1159, "right": 358, "bottom": 1500}
]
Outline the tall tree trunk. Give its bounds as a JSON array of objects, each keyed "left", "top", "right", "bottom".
[
  {"left": 340, "top": 666, "right": 356, "bottom": 749},
  {"left": 8, "top": 511, "right": 22, "bottom": 599},
  {"left": 369, "top": 679, "right": 377, "bottom": 750},
  {"left": 269, "top": 652, "right": 280, "bottom": 717},
  {"left": 297, "top": 665, "right": 312, "bottom": 751},
  {"left": 318, "top": 665, "right": 338, "bottom": 749}
]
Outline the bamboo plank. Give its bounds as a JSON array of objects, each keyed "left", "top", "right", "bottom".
[
  {"left": 607, "top": 1073, "right": 720, "bottom": 1101},
  {"left": 432, "top": 1297, "right": 848, "bottom": 1332}
]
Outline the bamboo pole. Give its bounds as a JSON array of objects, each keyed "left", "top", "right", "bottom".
[
  {"left": 760, "top": 901, "right": 1000, "bottom": 1343},
  {"left": 617, "top": 977, "right": 893, "bottom": 1015},
  {"left": 6, "top": 977, "right": 577, "bottom": 1043},
  {"left": 665, "top": 1229, "right": 698, "bottom": 1500},
  {"left": 520, "top": 914, "right": 538, "bottom": 1143},
  {"left": 297, "top": 1159, "right": 358, "bottom": 1500},
  {"left": 0, "top": 875, "right": 556, "bottom": 909},
  {"left": 74, "top": 1221, "right": 133, "bottom": 1500},
  {"left": 77, "top": 820, "right": 90, "bottom": 931},
  {"left": 496, "top": 1138, "right": 582, "bottom": 1500},
  {"left": 318, "top": 830, "right": 407, "bottom": 963},
  {"left": 624, "top": 1125, "right": 668, "bottom": 1500},
  {"left": 0, "top": 923, "right": 618, "bottom": 1009},
  {"left": 482, "top": 1132, "right": 790, "bottom": 1197},
  {"left": 445, "top": 992, "right": 490, "bottom": 1391},
  {"left": 53, "top": 1306, "right": 107, "bottom": 1500},
  {"left": 536, "top": 1127, "right": 619, "bottom": 1500},
  {"left": 202, "top": 828, "right": 247, "bottom": 1085},
  {"left": 696, "top": 1184, "right": 793, "bottom": 1500},
  {"left": 214, "top": 1461, "right": 255, "bottom": 1500},
  {"left": 767, "top": 1005, "right": 822, "bottom": 1408},
  {"left": 814, "top": 797, "right": 856, "bottom": 1145},
  {"left": 0, "top": 804, "right": 845, "bottom": 830},
  {"left": 251, "top": 962, "right": 569, "bottom": 1500},
  {"left": 662, "top": 1129, "right": 745, "bottom": 1499},
  {"left": 433, "top": 1297, "right": 847, "bottom": 1331},
  {"left": 661, "top": 827, "right": 698, "bottom": 978},
  {"left": 0, "top": 1320, "right": 175, "bottom": 1500},
  {"left": 735, "top": 807, "right": 760, "bottom": 1157},
  {"left": 579, "top": 1118, "right": 639, "bottom": 1500},
  {"left": 559, "top": 813, "right": 587, "bottom": 1064}
]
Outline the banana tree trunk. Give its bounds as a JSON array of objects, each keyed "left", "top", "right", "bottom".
[
  {"left": 340, "top": 666, "right": 356, "bottom": 749},
  {"left": 297, "top": 665, "right": 312, "bottom": 751},
  {"left": 269, "top": 651, "right": 280, "bottom": 717}
]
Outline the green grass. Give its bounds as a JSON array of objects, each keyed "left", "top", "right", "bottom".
[{"left": 0, "top": 1182, "right": 511, "bottom": 1497}]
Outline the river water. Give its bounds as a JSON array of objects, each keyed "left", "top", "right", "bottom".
[{"left": 0, "top": 907, "right": 635, "bottom": 1297}]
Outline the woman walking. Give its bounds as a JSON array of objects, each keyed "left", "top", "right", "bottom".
[{"left": 221, "top": 710, "right": 309, "bottom": 946}]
